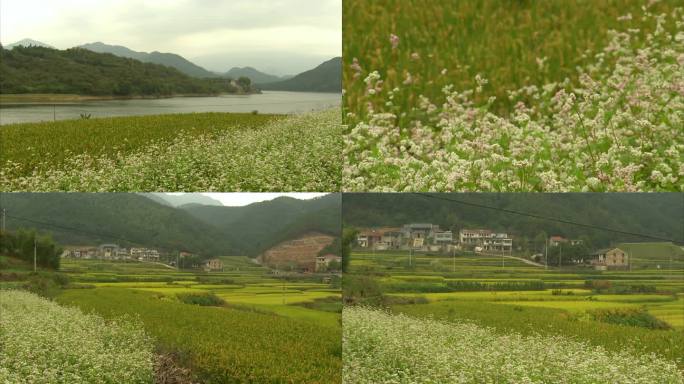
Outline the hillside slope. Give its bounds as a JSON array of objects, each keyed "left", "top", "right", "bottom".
[
  {"left": 0, "top": 193, "right": 232, "bottom": 256},
  {"left": 1, "top": 193, "right": 341, "bottom": 258},
  {"left": 0, "top": 46, "right": 241, "bottom": 96},
  {"left": 259, "top": 57, "right": 341, "bottom": 93},
  {"left": 181, "top": 194, "right": 341, "bottom": 256},
  {"left": 342, "top": 193, "right": 683, "bottom": 248},
  {"left": 225, "top": 67, "right": 284, "bottom": 84},
  {"left": 80, "top": 42, "right": 217, "bottom": 78}
]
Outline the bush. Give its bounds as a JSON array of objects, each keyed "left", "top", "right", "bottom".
[
  {"left": 343, "top": 275, "right": 384, "bottom": 305},
  {"left": 175, "top": 292, "right": 225, "bottom": 307},
  {"left": 589, "top": 308, "right": 672, "bottom": 330}
]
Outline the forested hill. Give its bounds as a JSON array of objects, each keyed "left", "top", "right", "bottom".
[
  {"left": 180, "top": 194, "right": 341, "bottom": 256},
  {"left": 0, "top": 193, "right": 231, "bottom": 256},
  {"left": 0, "top": 46, "right": 251, "bottom": 96},
  {"left": 342, "top": 193, "right": 683, "bottom": 248},
  {"left": 79, "top": 42, "right": 218, "bottom": 78},
  {"left": 259, "top": 57, "right": 341, "bottom": 92},
  {"left": 1, "top": 193, "right": 340, "bottom": 258}
]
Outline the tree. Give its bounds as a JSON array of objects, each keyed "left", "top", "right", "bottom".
[
  {"left": 341, "top": 228, "right": 358, "bottom": 273},
  {"left": 237, "top": 76, "right": 251, "bottom": 91}
]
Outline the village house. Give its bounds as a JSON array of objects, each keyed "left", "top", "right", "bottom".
[
  {"left": 130, "top": 247, "right": 161, "bottom": 262},
  {"left": 459, "top": 229, "right": 513, "bottom": 253},
  {"left": 98, "top": 244, "right": 119, "bottom": 259},
  {"left": 590, "top": 247, "right": 629, "bottom": 270},
  {"left": 203, "top": 258, "right": 224, "bottom": 272},
  {"left": 315, "top": 254, "right": 342, "bottom": 272},
  {"left": 549, "top": 236, "right": 584, "bottom": 247},
  {"left": 357, "top": 227, "right": 402, "bottom": 250},
  {"left": 61, "top": 246, "right": 97, "bottom": 259}
]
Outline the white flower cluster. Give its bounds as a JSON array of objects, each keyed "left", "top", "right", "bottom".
[
  {"left": 1, "top": 109, "right": 341, "bottom": 191},
  {"left": 344, "top": 9, "right": 684, "bottom": 191},
  {"left": 0, "top": 290, "right": 154, "bottom": 383},
  {"left": 343, "top": 307, "right": 684, "bottom": 384}
]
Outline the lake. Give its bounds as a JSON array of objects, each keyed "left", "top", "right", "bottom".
[{"left": 0, "top": 91, "right": 341, "bottom": 125}]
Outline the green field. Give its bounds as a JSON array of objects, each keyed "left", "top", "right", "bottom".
[
  {"left": 342, "top": 0, "right": 684, "bottom": 191},
  {"left": 1, "top": 108, "right": 341, "bottom": 191},
  {"left": 345, "top": 249, "right": 684, "bottom": 380},
  {"left": 1, "top": 290, "right": 154, "bottom": 383},
  {"left": 4, "top": 257, "right": 341, "bottom": 383}
]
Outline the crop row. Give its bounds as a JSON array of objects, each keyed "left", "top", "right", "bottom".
[
  {"left": 57, "top": 287, "right": 342, "bottom": 383},
  {"left": 0, "top": 290, "right": 154, "bottom": 383},
  {"left": 343, "top": 306, "right": 684, "bottom": 383},
  {"left": 1, "top": 108, "right": 341, "bottom": 191}
]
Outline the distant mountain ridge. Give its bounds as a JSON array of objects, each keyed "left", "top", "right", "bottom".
[
  {"left": 259, "top": 57, "right": 341, "bottom": 93},
  {"left": 80, "top": 42, "right": 218, "bottom": 78},
  {"left": 5, "top": 39, "right": 54, "bottom": 49},
  {"left": 1, "top": 193, "right": 340, "bottom": 258},
  {"left": 225, "top": 67, "right": 289, "bottom": 84},
  {"left": 143, "top": 193, "right": 223, "bottom": 207}
]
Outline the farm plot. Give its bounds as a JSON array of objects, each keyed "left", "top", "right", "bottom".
[
  {"left": 53, "top": 258, "right": 342, "bottom": 382},
  {"left": 343, "top": 1, "right": 683, "bottom": 191},
  {"left": 343, "top": 307, "right": 684, "bottom": 384},
  {"left": 1, "top": 108, "right": 341, "bottom": 191},
  {"left": 1, "top": 290, "right": 154, "bottom": 384},
  {"left": 58, "top": 287, "right": 342, "bottom": 383}
]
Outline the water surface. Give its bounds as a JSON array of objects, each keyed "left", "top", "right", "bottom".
[{"left": 0, "top": 91, "right": 341, "bottom": 125}]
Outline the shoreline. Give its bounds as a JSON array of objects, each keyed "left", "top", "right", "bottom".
[{"left": 0, "top": 92, "right": 261, "bottom": 104}]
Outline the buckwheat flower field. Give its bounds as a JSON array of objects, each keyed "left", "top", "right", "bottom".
[
  {"left": 0, "top": 290, "right": 154, "bottom": 383},
  {"left": 343, "top": 307, "right": 684, "bottom": 384},
  {"left": 343, "top": 5, "right": 684, "bottom": 191},
  {"left": 0, "top": 108, "right": 340, "bottom": 191}
]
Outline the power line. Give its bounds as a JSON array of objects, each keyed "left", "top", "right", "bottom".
[{"left": 413, "top": 193, "right": 681, "bottom": 243}]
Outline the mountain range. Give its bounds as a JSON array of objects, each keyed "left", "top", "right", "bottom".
[
  {"left": 1, "top": 193, "right": 340, "bottom": 258},
  {"left": 0, "top": 45, "right": 246, "bottom": 96},
  {"left": 79, "top": 42, "right": 218, "bottom": 78},
  {"left": 224, "top": 67, "right": 292, "bottom": 84},
  {"left": 5, "top": 38, "right": 54, "bottom": 50},
  {"left": 144, "top": 193, "right": 224, "bottom": 208},
  {"left": 259, "top": 57, "right": 342, "bottom": 93},
  {"left": 3, "top": 39, "right": 341, "bottom": 93}
]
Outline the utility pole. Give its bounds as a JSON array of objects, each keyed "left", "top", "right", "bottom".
[
  {"left": 409, "top": 247, "right": 412, "bottom": 267},
  {"left": 545, "top": 235, "right": 548, "bottom": 270},
  {"left": 452, "top": 246, "right": 456, "bottom": 272},
  {"left": 558, "top": 244, "right": 562, "bottom": 269},
  {"left": 33, "top": 236, "right": 37, "bottom": 272},
  {"left": 1, "top": 208, "right": 5, "bottom": 232}
]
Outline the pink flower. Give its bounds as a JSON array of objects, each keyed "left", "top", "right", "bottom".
[{"left": 390, "top": 34, "right": 400, "bottom": 50}]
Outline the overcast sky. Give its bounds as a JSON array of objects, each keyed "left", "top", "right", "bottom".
[
  {"left": 191, "top": 193, "right": 327, "bottom": 206},
  {"left": 0, "top": 0, "right": 341, "bottom": 75}
]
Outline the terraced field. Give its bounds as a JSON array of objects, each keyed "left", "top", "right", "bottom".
[
  {"left": 345, "top": 249, "right": 684, "bottom": 380},
  {"left": 56, "top": 257, "right": 342, "bottom": 383}
]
